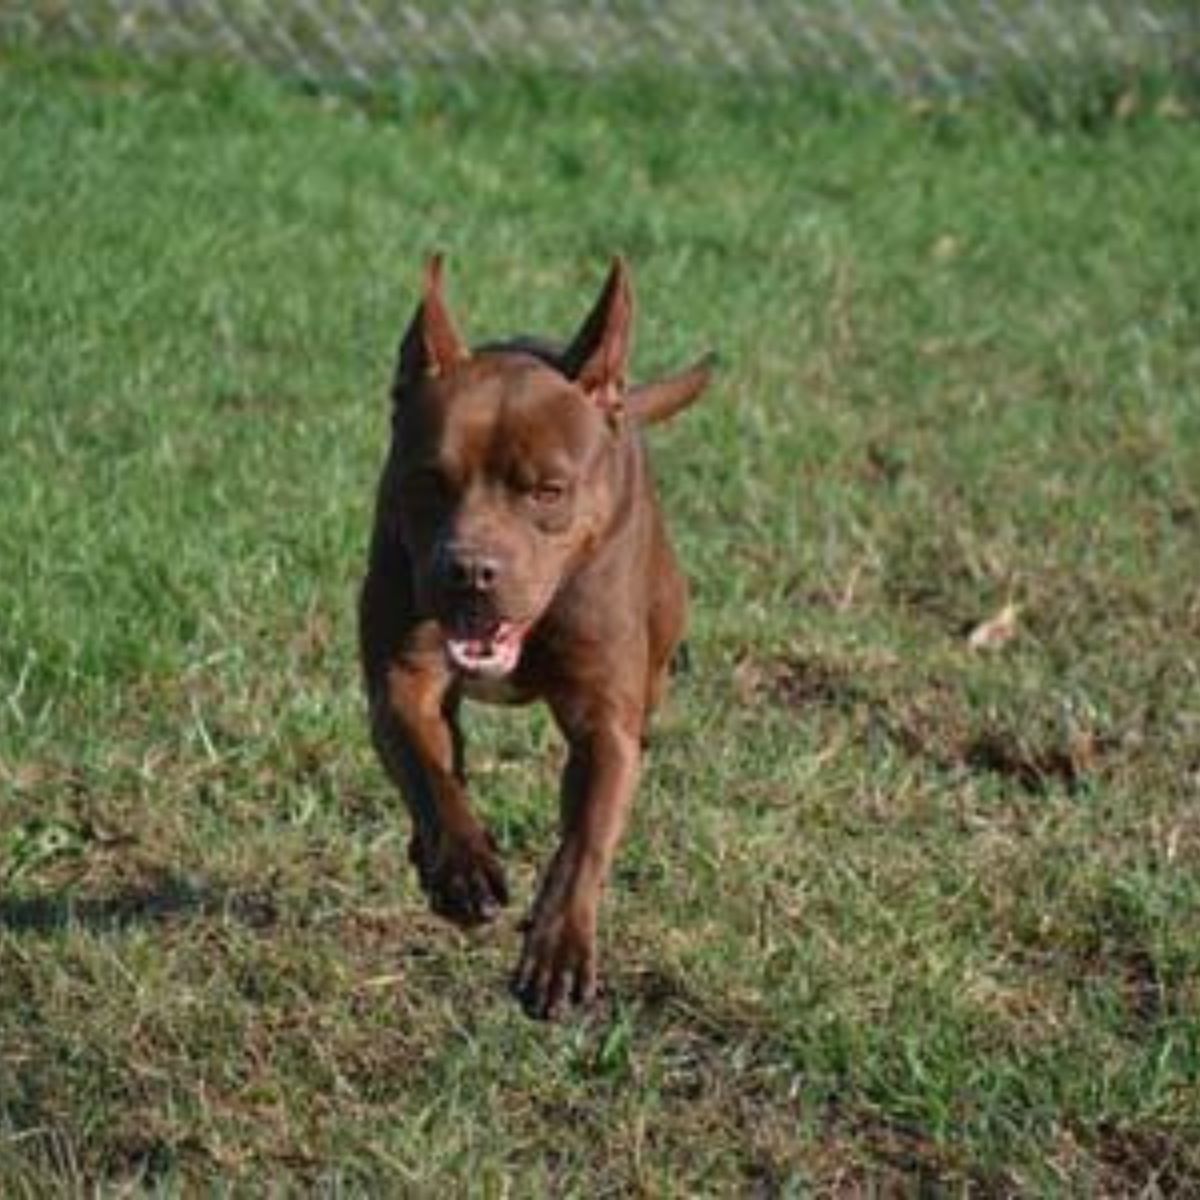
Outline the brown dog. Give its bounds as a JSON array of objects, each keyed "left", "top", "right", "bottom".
[{"left": 359, "top": 256, "right": 713, "bottom": 1018}]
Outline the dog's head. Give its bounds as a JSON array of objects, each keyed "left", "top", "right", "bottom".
[{"left": 386, "top": 256, "right": 711, "bottom": 681}]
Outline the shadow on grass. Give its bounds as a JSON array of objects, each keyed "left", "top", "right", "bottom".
[{"left": 0, "top": 871, "right": 278, "bottom": 936}]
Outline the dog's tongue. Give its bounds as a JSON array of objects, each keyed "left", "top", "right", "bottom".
[{"left": 444, "top": 619, "right": 525, "bottom": 678}]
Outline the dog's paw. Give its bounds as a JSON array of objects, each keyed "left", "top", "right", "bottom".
[
  {"left": 511, "top": 902, "right": 598, "bottom": 1020},
  {"left": 412, "top": 829, "right": 509, "bottom": 927}
]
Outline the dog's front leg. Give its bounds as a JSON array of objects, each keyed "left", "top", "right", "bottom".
[
  {"left": 513, "top": 708, "right": 642, "bottom": 1019},
  {"left": 370, "top": 656, "right": 509, "bottom": 926}
]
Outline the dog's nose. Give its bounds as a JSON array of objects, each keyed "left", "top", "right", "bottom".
[{"left": 444, "top": 546, "right": 501, "bottom": 593}]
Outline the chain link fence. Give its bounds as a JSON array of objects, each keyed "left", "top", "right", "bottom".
[{"left": 3, "top": 3, "right": 1198, "bottom": 95}]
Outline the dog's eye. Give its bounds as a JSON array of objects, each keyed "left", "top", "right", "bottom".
[{"left": 531, "top": 480, "right": 567, "bottom": 504}]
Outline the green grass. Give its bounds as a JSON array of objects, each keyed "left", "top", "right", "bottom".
[{"left": 2, "top": 48, "right": 1200, "bottom": 1193}]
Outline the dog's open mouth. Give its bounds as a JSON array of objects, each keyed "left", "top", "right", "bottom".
[{"left": 443, "top": 617, "right": 528, "bottom": 679}]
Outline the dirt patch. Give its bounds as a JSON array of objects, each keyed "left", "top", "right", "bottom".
[
  {"left": 733, "top": 653, "right": 869, "bottom": 712},
  {"left": 735, "top": 650, "right": 1112, "bottom": 795},
  {"left": 823, "top": 1106, "right": 1017, "bottom": 1198},
  {"left": 1090, "top": 1122, "right": 1200, "bottom": 1196}
]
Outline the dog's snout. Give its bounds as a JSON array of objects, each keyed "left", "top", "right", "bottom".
[{"left": 443, "top": 544, "right": 502, "bottom": 593}]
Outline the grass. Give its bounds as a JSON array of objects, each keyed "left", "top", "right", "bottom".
[{"left": 2, "top": 47, "right": 1200, "bottom": 1193}]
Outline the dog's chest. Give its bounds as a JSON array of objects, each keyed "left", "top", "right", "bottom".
[{"left": 460, "top": 673, "right": 529, "bottom": 706}]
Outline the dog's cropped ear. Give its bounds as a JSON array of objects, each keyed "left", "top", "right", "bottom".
[
  {"left": 562, "top": 256, "right": 634, "bottom": 414},
  {"left": 394, "top": 254, "right": 470, "bottom": 395},
  {"left": 627, "top": 352, "right": 717, "bottom": 427}
]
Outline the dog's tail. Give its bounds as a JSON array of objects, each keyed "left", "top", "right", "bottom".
[{"left": 626, "top": 353, "right": 717, "bottom": 427}]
